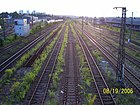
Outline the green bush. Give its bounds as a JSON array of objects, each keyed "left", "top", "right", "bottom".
[
  {"left": 72, "top": 22, "right": 96, "bottom": 104},
  {"left": 47, "top": 99, "right": 59, "bottom": 105},
  {"left": 46, "top": 23, "right": 68, "bottom": 104},
  {"left": 5, "top": 68, "right": 15, "bottom": 79},
  {"left": 48, "top": 90, "right": 55, "bottom": 98},
  {"left": 116, "top": 94, "right": 137, "bottom": 105}
]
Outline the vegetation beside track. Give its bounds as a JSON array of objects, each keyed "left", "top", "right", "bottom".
[
  {"left": 0, "top": 21, "right": 58, "bottom": 47},
  {"left": 92, "top": 50, "right": 102, "bottom": 62},
  {"left": 116, "top": 94, "right": 139, "bottom": 105},
  {"left": 0, "top": 24, "right": 62, "bottom": 84},
  {"left": 78, "top": 24, "right": 117, "bottom": 88},
  {"left": 99, "top": 24, "right": 140, "bottom": 43},
  {"left": 70, "top": 23, "right": 96, "bottom": 105},
  {"left": 29, "top": 21, "right": 48, "bottom": 35},
  {"left": 0, "top": 24, "right": 63, "bottom": 105},
  {"left": 99, "top": 25, "right": 120, "bottom": 32},
  {"left": 77, "top": 21, "right": 140, "bottom": 105},
  {"left": 46, "top": 24, "right": 68, "bottom": 105},
  {"left": 85, "top": 23, "right": 140, "bottom": 67},
  {"left": 76, "top": 43, "right": 96, "bottom": 105}
]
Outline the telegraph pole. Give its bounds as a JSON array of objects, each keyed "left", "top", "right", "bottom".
[
  {"left": 114, "top": 7, "right": 126, "bottom": 87},
  {"left": 128, "top": 12, "right": 133, "bottom": 43},
  {"left": 32, "top": 12, "right": 33, "bottom": 26}
]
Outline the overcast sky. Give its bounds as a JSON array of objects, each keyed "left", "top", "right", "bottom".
[{"left": 0, "top": 0, "right": 139, "bottom": 17}]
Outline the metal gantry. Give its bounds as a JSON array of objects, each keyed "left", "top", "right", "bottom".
[{"left": 114, "top": 7, "right": 126, "bottom": 87}]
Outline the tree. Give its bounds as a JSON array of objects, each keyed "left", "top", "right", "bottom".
[{"left": 10, "top": 11, "right": 21, "bottom": 18}]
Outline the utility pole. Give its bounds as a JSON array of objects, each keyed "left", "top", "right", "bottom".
[
  {"left": 32, "top": 12, "right": 34, "bottom": 26},
  {"left": 114, "top": 7, "right": 126, "bottom": 87},
  {"left": 128, "top": 12, "right": 133, "bottom": 43},
  {"left": 82, "top": 16, "right": 83, "bottom": 35},
  {"left": 2, "top": 12, "right": 6, "bottom": 40}
]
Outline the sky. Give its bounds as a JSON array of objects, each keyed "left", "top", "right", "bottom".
[{"left": 0, "top": 0, "right": 140, "bottom": 17}]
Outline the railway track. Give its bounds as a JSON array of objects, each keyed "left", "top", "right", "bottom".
[
  {"left": 0, "top": 24, "right": 62, "bottom": 74},
  {"left": 74, "top": 26, "right": 117, "bottom": 105},
  {"left": 93, "top": 27, "right": 140, "bottom": 67},
  {"left": 89, "top": 29, "right": 140, "bottom": 68},
  {"left": 0, "top": 23, "right": 60, "bottom": 59},
  {"left": 0, "top": 25, "right": 14, "bottom": 36},
  {"left": 24, "top": 26, "right": 61, "bottom": 67},
  {"left": 62, "top": 26, "right": 79, "bottom": 105},
  {"left": 94, "top": 26, "right": 140, "bottom": 52},
  {"left": 81, "top": 23, "right": 140, "bottom": 53},
  {"left": 76, "top": 25, "right": 140, "bottom": 93},
  {"left": 79, "top": 24, "right": 140, "bottom": 68},
  {"left": 96, "top": 26, "right": 140, "bottom": 49},
  {"left": 25, "top": 24, "right": 65, "bottom": 105}
]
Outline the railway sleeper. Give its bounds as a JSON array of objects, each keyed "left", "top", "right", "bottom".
[
  {"left": 103, "top": 101, "right": 115, "bottom": 105},
  {"left": 101, "top": 95, "right": 113, "bottom": 99}
]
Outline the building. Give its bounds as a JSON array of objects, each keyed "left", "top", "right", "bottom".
[
  {"left": 23, "top": 15, "right": 38, "bottom": 24},
  {"left": 14, "top": 19, "right": 30, "bottom": 36},
  {"left": 105, "top": 17, "right": 140, "bottom": 31}
]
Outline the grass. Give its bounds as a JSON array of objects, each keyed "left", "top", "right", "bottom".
[
  {"left": 116, "top": 94, "right": 139, "bottom": 105},
  {"left": 0, "top": 34, "right": 21, "bottom": 46},
  {"left": 0, "top": 22, "right": 58, "bottom": 47},
  {"left": 46, "top": 23, "right": 68, "bottom": 104},
  {"left": 0, "top": 24, "right": 63, "bottom": 105},
  {"left": 7, "top": 28, "right": 61, "bottom": 104},
  {"left": 90, "top": 24, "right": 140, "bottom": 61},
  {"left": 125, "top": 47, "right": 140, "bottom": 60},
  {"left": 100, "top": 24, "right": 140, "bottom": 43},
  {"left": 76, "top": 42, "right": 96, "bottom": 105},
  {"left": 70, "top": 22, "right": 96, "bottom": 105},
  {"left": 46, "top": 99, "right": 59, "bottom": 105},
  {"left": 29, "top": 21, "right": 53, "bottom": 35},
  {"left": 78, "top": 21, "right": 140, "bottom": 105},
  {"left": 92, "top": 50, "right": 102, "bottom": 62},
  {"left": 100, "top": 25, "right": 120, "bottom": 32}
]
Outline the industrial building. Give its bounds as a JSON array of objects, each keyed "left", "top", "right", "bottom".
[
  {"left": 105, "top": 17, "right": 140, "bottom": 31},
  {"left": 14, "top": 19, "right": 30, "bottom": 36},
  {"left": 23, "top": 15, "right": 38, "bottom": 24}
]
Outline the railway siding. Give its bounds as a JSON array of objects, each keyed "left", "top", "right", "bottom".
[
  {"left": 75, "top": 22, "right": 140, "bottom": 104},
  {"left": 44, "top": 24, "right": 68, "bottom": 105},
  {"left": 25, "top": 22, "right": 66, "bottom": 105},
  {"left": 74, "top": 26, "right": 116, "bottom": 105},
  {"left": 0, "top": 23, "right": 64, "bottom": 105},
  {"left": 0, "top": 23, "right": 62, "bottom": 74},
  {"left": 61, "top": 25, "right": 80, "bottom": 105},
  {"left": 70, "top": 23, "right": 97, "bottom": 105}
]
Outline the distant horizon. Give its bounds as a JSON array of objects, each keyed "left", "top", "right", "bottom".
[
  {"left": 0, "top": 0, "right": 140, "bottom": 17},
  {"left": 1, "top": 11, "right": 140, "bottom": 18}
]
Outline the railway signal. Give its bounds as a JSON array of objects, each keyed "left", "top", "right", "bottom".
[{"left": 113, "top": 7, "right": 126, "bottom": 87}]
